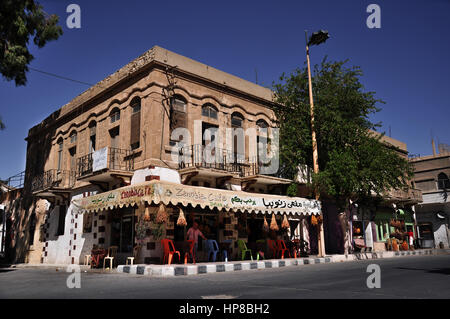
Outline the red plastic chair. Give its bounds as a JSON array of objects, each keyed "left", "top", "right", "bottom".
[
  {"left": 267, "top": 239, "right": 278, "bottom": 259},
  {"left": 184, "top": 240, "right": 196, "bottom": 264},
  {"left": 161, "top": 239, "right": 181, "bottom": 265},
  {"left": 276, "top": 240, "right": 291, "bottom": 259}
]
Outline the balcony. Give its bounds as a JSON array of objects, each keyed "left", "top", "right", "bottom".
[
  {"left": 76, "top": 147, "right": 135, "bottom": 183},
  {"left": 385, "top": 188, "right": 423, "bottom": 204},
  {"left": 178, "top": 144, "right": 246, "bottom": 178},
  {"left": 31, "top": 169, "right": 76, "bottom": 197},
  {"left": 177, "top": 145, "right": 292, "bottom": 187}
]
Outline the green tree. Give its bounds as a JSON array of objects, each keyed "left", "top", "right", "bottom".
[
  {"left": 0, "top": 0, "right": 63, "bottom": 86},
  {"left": 272, "top": 58, "right": 412, "bottom": 211}
]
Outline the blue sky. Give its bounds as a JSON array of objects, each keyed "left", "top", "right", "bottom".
[{"left": 0, "top": 0, "right": 449, "bottom": 180}]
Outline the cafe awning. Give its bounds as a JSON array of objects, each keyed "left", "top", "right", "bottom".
[{"left": 71, "top": 180, "right": 321, "bottom": 216}]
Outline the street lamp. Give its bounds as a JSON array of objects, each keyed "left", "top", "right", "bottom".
[
  {"left": 305, "top": 29, "right": 329, "bottom": 257},
  {"left": 305, "top": 29, "right": 329, "bottom": 200}
]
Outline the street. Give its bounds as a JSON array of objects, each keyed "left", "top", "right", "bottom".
[{"left": 1, "top": 254, "right": 449, "bottom": 299}]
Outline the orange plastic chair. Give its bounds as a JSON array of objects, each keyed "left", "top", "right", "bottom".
[
  {"left": 161, "top": 239, "right": 181, "bottom": 265},
  {"left": 276, "top": 240, "right": 291, "bottom": 259},
  {"left": 184, "top": 240, "right": 196, "bottom": 264},
  {"left": 267, "top": 239, "right": 278, "bottom": 259}
]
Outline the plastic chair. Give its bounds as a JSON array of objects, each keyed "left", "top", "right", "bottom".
[
  {"left": 184, "top": 240, "right": 196, "bottom": 264},
  {"left": 126, "top": 245, "right": 140, "bottom": 265},
  {"left": 222, "top": 239, "right": 232, "bottom": 262},
  {"left": 83, "top": 254, "right": 91, "bottom": 265},
  {"left": 267, "top": 239, "right": 278, "bottom": 258},
  {"left": 103, "top": 246, "right": 118, "bottom": 270},
  {"left": 276, "top": 240, "right": 290, "bottom": 259},
  {"left": 237, "top": 239, "right": 253, "bottom": 261},
  {"left": 206, "top": 239, "right": 219, "bottom": 262},
  {"left": 161, "top": 239, "right": 181, "bottom": 265}
]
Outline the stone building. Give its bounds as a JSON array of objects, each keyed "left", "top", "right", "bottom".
[
  {"left": 410, "top": 149, "right": 450, "bottom": 248},
  {"left": 18, "top": 46, "right": 322, "bottom": 265}
]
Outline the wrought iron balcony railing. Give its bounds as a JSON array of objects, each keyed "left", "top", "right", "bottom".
[
  {"left": 76, "top": 147, "right": 134, "bottom": 179},
  {"left": 178, "top": 144, "right": 246, "bottom": 176},
  {"left": 31, "top": 170, "right": 76, "bottom": 193}
]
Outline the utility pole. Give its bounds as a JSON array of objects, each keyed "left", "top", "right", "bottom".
[{"left": 305, "top": 30, "right": 329, "bottom": 257}]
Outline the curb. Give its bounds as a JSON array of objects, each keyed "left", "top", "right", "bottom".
[{"left": 116, "top": 249, "right": 443, "bottom": 277}]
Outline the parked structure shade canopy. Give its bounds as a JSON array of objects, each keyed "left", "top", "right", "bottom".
[{"left": 71, "top": 180, "right": 321, "bottom": 216}]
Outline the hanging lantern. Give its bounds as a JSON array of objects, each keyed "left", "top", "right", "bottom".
[
  {"left": 263, "top": 215, "right": 269, "bottom": 232},
  {"left": 311, "top": 214, "right": 318, "bottom": 226},
  {"left": 176, "top": 207, "right": 187, "bottom": 227},
  {"left": 270, "top": 214, "right": 279, "bottom": 231},
  {"left": 281, "top": 214, "right": 290, "bottom": 229},
  {"left": 144, "top": 206, "right": 151, "bottom": 221},
  {"left": 155, "top": 203, "right": 168, "bottom": 224}
]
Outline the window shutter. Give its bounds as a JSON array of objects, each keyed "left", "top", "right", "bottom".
[{"left": 130, "top": 111, "right": 141, "bottom": 147}]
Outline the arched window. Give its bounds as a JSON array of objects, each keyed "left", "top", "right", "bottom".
[
  {"left": 437, "top": 173, "right": 450, "bottom": 190},
  {"left": 231, "top": 112, "right": 244, "bottom": 128},
  {"left": 256, "top": 119, "right": 269, "bottom": 129},
  {"left": 171, "top": 95, "right": 187, "bottom": 113},
  {"left": 69, "top": 130, "right": 77, "bottom": 143},
  {"left": 57, "top": 138, "right": 63, "bottom": 171},
  {"left": 130, "top": 97, "right": 141, "bottom": 150},
  {"left": 131, "top": 97, "right": 141, "bottom": 113},
  {"left": 110, "top": 107, "right": 120, "bottom": 123},
  {"left": 202, "top": 104, "right": 218, "bottom": 120},
  {"left": 169, "top": 95, "right": 187, "bottom": 146}
]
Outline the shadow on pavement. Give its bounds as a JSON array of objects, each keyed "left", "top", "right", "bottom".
[{"left": 395, "top": 267, "right": 450, "bottom": 275}]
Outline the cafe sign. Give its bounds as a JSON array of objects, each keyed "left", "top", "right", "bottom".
[{"left": 72, "top": 180, "right": 321, "bottom": 216}]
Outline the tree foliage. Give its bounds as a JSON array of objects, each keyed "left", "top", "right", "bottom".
[
  {"left": 0, "top": 0, "right": 63, "bottom": 86},
  {"left": 272, "top": 58, "right": 413, "bottom": 210}
]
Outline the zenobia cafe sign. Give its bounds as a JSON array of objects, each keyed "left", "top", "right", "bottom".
[{"left": 72, "top": 180, "right": 321, "bottom": 216}]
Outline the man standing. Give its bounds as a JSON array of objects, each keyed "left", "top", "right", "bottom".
[{"left": 186, "top": 222, "right": 207, "bottom": 259}]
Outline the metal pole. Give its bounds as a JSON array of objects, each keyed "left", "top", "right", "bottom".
[{"left": 305, "top": 31, "right": 325, "bottom": 257}]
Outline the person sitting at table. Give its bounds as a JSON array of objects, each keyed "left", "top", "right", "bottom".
[{"left": 186, "top": 222, "right": 207, "bottom": 260}]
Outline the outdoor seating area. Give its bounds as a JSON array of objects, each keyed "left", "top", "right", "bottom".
[{"left": 72, "top": 179, "right": 322, "bottom": 269}]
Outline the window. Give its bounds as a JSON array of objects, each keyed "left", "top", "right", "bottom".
[
  {"left": 231, "top": 113, "right": 244, "bottom": 128},
  {"left": 56, "top": 205, "right": 67, "bottom": 236},
  {"left": 231, "top": 113, "right": 244, "bottom": 163},
  {"left": 170, "top": 95, "right": 187, "bottom": 145},
  {"left": 69, "top": 131, "right": 77, "bottom": 143},
  {"left": 89, "top": 121, "right": 96, "bottom": 153},
  {"left": 57, "top": 138, "right": 63, "bottom": 171},
  {"left": 171, "top": 96, "right": 187, "bottom": 113},
  {"left": 438, "top": 173, "right": 450, "bottom": 190},
  {"left": 256, "top": 119, "right": 269, "bottom": 165},
  {"left": 110, "top": 108, "right": 120, "bottom": 123},
  {"left": 130, "top": 97, "right": 141, "bottom": 150},
  {"left": 69, "top": 147, "right": 76, "bottom": 171},
  {"left": 202, "top": 104, "right": 218, "bottom": 120}
]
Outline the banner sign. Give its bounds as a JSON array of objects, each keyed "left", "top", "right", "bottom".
[
  {"left": 72, "top": 180, "right": 321, "bottom": 216},
  {"left": 92, "top": 147, "right": 108, "bottom": 172}
]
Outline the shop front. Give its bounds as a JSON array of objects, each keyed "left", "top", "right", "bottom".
[{"left": 72, "top": 180, "right": 322, "bottom": 265}]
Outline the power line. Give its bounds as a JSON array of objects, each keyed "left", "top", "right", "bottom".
[{"left": 29, "top": 67, "right": 94, "bottom": 86}]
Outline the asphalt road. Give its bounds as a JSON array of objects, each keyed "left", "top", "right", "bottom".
[{"left": 1, "top": 254, "right": 449, "bottom": 299}]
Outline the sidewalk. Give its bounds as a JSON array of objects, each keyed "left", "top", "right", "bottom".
[
  {"left": 6, "top": 248, "right": 449, "bottom": 276},
  {"left": 117, "top": 248, "right": 450, "bottom": 277}
]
